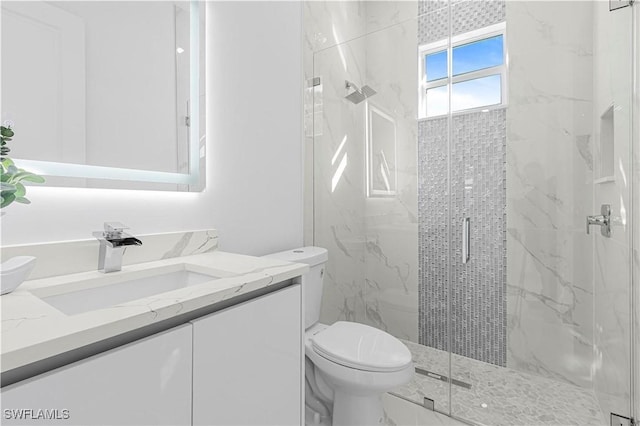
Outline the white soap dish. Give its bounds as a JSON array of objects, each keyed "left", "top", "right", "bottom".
[{"left": 1, "top": 256, "right": 37, "bottom": 295}]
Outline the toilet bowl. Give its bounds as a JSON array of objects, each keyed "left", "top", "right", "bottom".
[
  {"left": 263, "top": 247, "right": 414, "bottom": 426},
  {"left": 305, "top": 322, "right": 414, "bottom": 426}
]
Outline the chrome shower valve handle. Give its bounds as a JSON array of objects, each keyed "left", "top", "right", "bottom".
[{"left": 586, "top": 204, "right": 611, "bottom": 237}]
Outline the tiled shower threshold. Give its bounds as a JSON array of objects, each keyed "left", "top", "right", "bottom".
[{"left": 391, "top": 341, "right": 607, "bottom": 426}]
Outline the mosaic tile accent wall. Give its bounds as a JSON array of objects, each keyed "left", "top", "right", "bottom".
[
  {"left": 451, "top": 109, "right": 506, "bottom": 366},
  {"left": 418, "top": 6, "right": 448, "bottom": 45},
  {"left": 418, "top": 117, "right": 450, "bottom": 353},
  {"left": 451, "top": 0, "right": 505, "bottom": 36},
  {"left": 418, "top": 0, "right": 505, "bottom": 45},
  {"left": 417, "top": 0, "right": 506, "bottom": 367},
  {"left": 418, "top": 110, "right": 507, "bottom": 366},
  {"left": 419, "top": 0, "right": 447, "bottom": 16}
]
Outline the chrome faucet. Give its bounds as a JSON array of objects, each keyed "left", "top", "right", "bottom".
[{"left": 94, "top": 222, "right": 142, "bottom": 273}]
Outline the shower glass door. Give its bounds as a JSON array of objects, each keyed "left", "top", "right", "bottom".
[
  {"left": 446, "top": 1, "right": 636, "bottom": 424},
  {"left": 310, "top": 1, "right": 636, "bottom": 425},
  {"left": 311, "top": 14, "right": 454, "bottom": 411}
]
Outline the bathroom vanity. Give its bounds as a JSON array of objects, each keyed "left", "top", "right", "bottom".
[{"left": 0, "top": 250, "right": 307, "bottom": 426}]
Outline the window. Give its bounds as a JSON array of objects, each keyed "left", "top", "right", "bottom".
[{"left": 419, "top": 23, "right": 506, "bottom": 118}]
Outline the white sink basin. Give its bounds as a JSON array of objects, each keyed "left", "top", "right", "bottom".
[{"left": 33, "top": 263, "right": 221, "bottom": 315}]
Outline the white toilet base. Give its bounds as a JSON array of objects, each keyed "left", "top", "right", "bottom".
[{"left": 331, "top": 389, "right": 384, "bottom": 426}]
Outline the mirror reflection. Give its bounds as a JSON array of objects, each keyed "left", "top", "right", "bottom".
[{"left": 1, "top": 1, "right": 204, "bottom": 191}]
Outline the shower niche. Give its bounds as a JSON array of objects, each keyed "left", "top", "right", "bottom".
[
  {"left": 596, "top": 104, "right": 615, "bottom": 183},
  {"left": 366, "top": 104, "right": 397, "bottom": 198}
]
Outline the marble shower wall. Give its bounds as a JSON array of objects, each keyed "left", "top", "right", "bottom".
[
  {"left": 309, "top": 5, "right": 368, "bottom": 329},
  {"left": 303, "top": 1, "right": 418, "bottom": 247},
  {"left": 304, "top": 2, "right": 420, "bottom": 341},
  {"left": 303, "top": 1, "right": 368, "bottom": 248},
  {"left": 363, "top": 3, "right": 418, "bottom": 341},
  {"left": 591, "top": 1, "right": 634, "bottom": 419},
  {"left": 505, "top": 1, "right": 595, "bottom": 387}
]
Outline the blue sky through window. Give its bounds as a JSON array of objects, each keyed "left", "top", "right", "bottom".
[
  {"left": 453, "top": 35, "right": 503, "bottom": 76},
  {"left": 425, "top": 51, "right": 447, "bottom": 82},
  {"left": 452, "top": 74, "right": 501, "bottom": 111},
  {"left": 426, "top": 85, "right": 448, "bottom": 116}
]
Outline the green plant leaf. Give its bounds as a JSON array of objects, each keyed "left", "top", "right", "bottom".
[
  {"left": 0, "top": 189, "right": 17, "bottom": 198},
  {"left": 10, "top": 171, "right": 45, "bottom": 183},
  {"left": 1, "top": 192, "right": 16, "bottom": 208},
  {"left": 0, "top": 128, "right": 44, "bottom": 208},
  {"left": 1, "top": 182, "right": 17, "bottom": 191},
  {"left": 9, "top": 171, "right": 32, "bottom": 181},
  {"left": 14, "top": 196, "right": 30, "bottom": 204},
  {"left": 19, "top": 174, "right": 45, "bottom": 183},
  {"left": 14, "top": 182, "right": 25, "bottom": 198}
]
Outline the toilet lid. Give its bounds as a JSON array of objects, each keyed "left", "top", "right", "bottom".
[{"left": 311, "top": 321, "right": 412, "bottom": 372}]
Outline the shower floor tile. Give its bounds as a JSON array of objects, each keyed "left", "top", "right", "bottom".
[{"left": 391, "top": 341, "right": 607, "bottom": 426}]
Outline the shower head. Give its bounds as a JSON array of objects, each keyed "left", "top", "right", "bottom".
[
  {"left": 345, "top": 80, "right": 376, "bottom": 104},
  {"left": 360, "top": 85, "right": 377, "bottom": 98},
  {"left": 345, "top": 90, "right": 367, "bottom": 104}
]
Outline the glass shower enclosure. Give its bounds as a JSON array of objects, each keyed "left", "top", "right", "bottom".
[{"left": 309, "top": 1, "right": 637, "bottom": 424}]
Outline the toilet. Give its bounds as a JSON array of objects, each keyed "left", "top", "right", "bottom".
[{"left": 264, "top": 247, "right": 414, "bottom": 426}]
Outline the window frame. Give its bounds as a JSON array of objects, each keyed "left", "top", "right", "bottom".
[{"left": 419, "top": 22, "right": 507, "bottom": 118}]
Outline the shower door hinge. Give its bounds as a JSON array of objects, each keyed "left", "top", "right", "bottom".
[
  {"left": 185, "top": 116, "right": 191, "bottom": 127},
  {"left": 422, "top": 397, "right": 435, "bottom": 411},
  {"left": 309, "top": 77, "right": 321, "bottom": 87},
  {"left": 611, "top": 413, "right": 632, "bottom": 426}
]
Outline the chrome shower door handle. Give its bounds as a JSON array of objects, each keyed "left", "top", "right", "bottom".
[
  {"left": 586, "top": 204, "right": 612, "bottom": 237},
  {"left": 462, "top": 217, "right": 470, "bottom": 264}
]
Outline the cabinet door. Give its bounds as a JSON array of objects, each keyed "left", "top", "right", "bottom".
[
  {"left": 2, "top": 324, "right": 192, "bottom": 426},
  {"left": 192, "top": 285, "right": 302, "bottom": 426}
]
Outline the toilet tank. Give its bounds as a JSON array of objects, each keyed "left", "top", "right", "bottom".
[{"left": 262, "top": 247, "right": 328, "bottom": 329}]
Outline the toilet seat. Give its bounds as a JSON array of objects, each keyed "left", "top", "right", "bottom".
[{"left": 310, "top": 321, "right": 412, "bottom": 373}]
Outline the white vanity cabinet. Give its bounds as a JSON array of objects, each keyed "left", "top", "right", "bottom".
[
  {"left": 2, "top": 283, "right": 302, "bottom": 426},
  {"left": 192, "top": 285, "right": 302, "bottom": 426},
  {"left": 2, "top": 324, "right": 193, "bottom": 426}
]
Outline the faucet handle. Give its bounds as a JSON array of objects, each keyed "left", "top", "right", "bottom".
[
  {"left": 104, "top": 222, "right": 127, "bottom": 233},
  {"left": 103, "top": 222, "right": 128, "bottom": 238}
]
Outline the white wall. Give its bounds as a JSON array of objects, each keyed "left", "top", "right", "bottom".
[
  {"left": 206, "top": 0, "right": 304, "bottom": 255},
  {"left": 1, "top": 1, "right": 303, "bottom": 257}
]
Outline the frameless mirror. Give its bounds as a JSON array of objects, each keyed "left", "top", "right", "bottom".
[{"left": 1, "top": 0, "right": 205, "bottom": 191}]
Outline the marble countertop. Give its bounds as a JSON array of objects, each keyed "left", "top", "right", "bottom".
[{"left": 1, "top": 251, "right": 308, "bottom": 375}]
